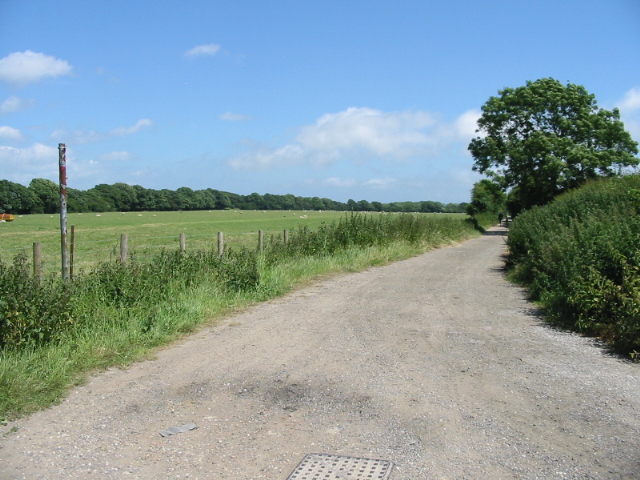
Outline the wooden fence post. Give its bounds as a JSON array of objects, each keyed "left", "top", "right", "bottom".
[
  {"left": 284, "top": 229, "right": 289, "bottom": 245},
  {"left": 180, "top": 233, "right": 186, "bottom": 253},
  {"left": 70, "top": 225, "right": 75, "bottom": 280},
  {"left": 120, "top": 234, "right": 128, "bottom": 264},
  {"left": 33, "top": 242, "right": 42, "bottom": 283},
  {"left": 258, "top": 229, "right": 264, "bottom": 252},
  {"left": 218, "top": 232, "right": 224, "bottom": 257},
  {"left": 58, "top": 143, "right": 69, "bottom": 281}
]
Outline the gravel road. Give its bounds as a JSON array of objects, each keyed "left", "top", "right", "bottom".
[{"left": 1, "top": 226, "right": 639, "bottom": 479}]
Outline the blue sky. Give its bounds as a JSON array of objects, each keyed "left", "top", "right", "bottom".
[{"left": 1, "top": 0, "right": 639, "bottom": 204}]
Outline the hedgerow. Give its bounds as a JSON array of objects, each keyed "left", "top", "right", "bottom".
[{"left": 507, "top": 175, "right": 640, "bottom": 356}]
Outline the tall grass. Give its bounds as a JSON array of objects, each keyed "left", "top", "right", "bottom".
[
  {"left": 507, "top": 175, "right": 640, "bottom": 357},
  {"left": 0, "top": 213, "right": 479, "bottom": 419}
]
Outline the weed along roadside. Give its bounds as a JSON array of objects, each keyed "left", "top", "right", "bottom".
[{"left": 0, "top": 212, "right": 483, "bottom": 419}]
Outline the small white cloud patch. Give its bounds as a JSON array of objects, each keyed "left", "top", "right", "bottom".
[
  {"left": 0, "top": 126, "right": 24, "bottom": 142},
  {"left": 1, "top": 96, "right": 34, "bottom": 114},
  {"left": 99, "top": 151, "right": 132, "bottom": 162},
  {"left": 220, "top": 112, "right": 252, "bottom": 121},
  {"left": 364, "top": 177, "right": 398, "bottom": 189},
  {"left": 111, "top": 118, "right": 153, "bottom": 136},
  {"left": 0, "top": 51, "right": 73, "bottom": 87},
  {"left": 616, "top": 87, "right": 640, "bottom": 113},
  {"left": 185, "top": 44, "right": 222, "bottom": 58},
  {"left": 322, "top": 177, "right": 357, "bottom": 188},
  {"left": 616, "top": 86, "right": 640, "bottom": 142}
]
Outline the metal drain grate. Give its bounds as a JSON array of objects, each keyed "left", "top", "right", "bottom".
[{"left": 286, "top": 453, "right": 394, "bottom": 479}]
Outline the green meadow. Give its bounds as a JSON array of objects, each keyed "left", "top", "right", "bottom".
[{"left": 0, "top": 209, "right": 371, "bottom": 274}]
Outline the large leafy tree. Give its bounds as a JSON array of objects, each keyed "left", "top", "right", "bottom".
[
  {"left": 29, "top": 178, "right": 59, "bottom": 213},
  {"left": 469, "top": 78, "right": 639, "bottom": 215},
  {"left": 466, "top": 179, "right": 506, "bottom": 216},
  {"left": 0, "top": 180, "right": 39, "bottom": 214}
]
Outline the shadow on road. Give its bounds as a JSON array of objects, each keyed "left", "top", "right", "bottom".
[{"left": 482, "top": 229, "right": 508, "bottom": 236}]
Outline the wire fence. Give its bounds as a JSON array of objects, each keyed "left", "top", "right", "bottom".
[{"left": 2, "top": 229, "right": 290, "bottom": 280}]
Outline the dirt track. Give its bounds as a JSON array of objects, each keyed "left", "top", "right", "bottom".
[{"left": 1, "top": 226, "right": 639, "bottom": 479}]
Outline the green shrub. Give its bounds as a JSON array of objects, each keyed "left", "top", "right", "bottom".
[
  {"left": 507, "top": 175, "right": 640, "bottom": 356},
  {"left": 0, "top": 254, "right": 74, "bottom": 348}
]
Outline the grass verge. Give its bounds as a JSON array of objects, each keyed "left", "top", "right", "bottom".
[{"left": 1, "top": 214, "right": 480, "bottom": 419}]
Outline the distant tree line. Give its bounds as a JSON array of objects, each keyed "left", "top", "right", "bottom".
[{"left": 0, "top": 178, "right": 468, "bottom": 215}]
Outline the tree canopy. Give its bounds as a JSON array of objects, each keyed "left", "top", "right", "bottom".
[
  {"left": 0, "top": 180, "right": 39, "bottom": 214},
  {"left": 466, "top": 179, "right": 506, "bottom": 217},
  {"left": 468, "top": 78, "right": 639, "bottom": 215}
]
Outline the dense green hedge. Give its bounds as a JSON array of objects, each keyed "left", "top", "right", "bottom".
[{"left": 507, "top": 175, "right": 640, "bottom": 356}]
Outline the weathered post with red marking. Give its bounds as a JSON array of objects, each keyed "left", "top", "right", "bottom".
[{"left": 58, "top": 143, "right": 69, "bottom": 281}]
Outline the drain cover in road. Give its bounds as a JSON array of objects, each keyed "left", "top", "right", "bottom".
[{"left": 286, "top": 453, "right": 394, "bottom": 479}]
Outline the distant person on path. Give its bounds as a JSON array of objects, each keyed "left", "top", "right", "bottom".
[{"left": 498, "top": 212, "right": 504, "bottom": 225}]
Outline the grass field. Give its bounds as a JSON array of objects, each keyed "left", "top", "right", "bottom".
[{"left": 0, "top": 210, "right": 464, "bottom": 275}]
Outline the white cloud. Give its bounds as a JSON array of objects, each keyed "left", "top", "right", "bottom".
[
  {"left": 0, "top": 143, "right": 57, "bottom": 162},
  {"left": 0, "top": 126, "right": 25, "bottom": 142},
  {"left": 110, "top": 118, "right": 153, "bottom": 136},
  {"left": 230, "top": 144, "right": 307, "bottom": 169},
  {"left": 0, "top": 51, "right": 72, "bottom": 87},
  {"left": 616, "top": 87, "right": 640, "bottom": 143},
  {"left": 98, "top": 151, "right": 132, "bottom": 162},
  {"left": 452, "top": 109, "right": 481, "bottom": 139},
  {"left": 1, "top": 95, "right": 34, "bottom": 114},
  {"left": 220, "top": 111, "right": 252, "bottom": 121},
  {"left": 0, "top": 143, "right": 59, "bottom": 182},
  {"left": 185, "top": 44, "right": 222, "bottom": 58},
  {"left": 297, "top": 107, "right": 435, "bottom": 158},
  {"left": 363, "top": 177, "right": 398, "bottom": 189},
  {"left": 228, "top": 107, "right": 478, "bottom": 170},
  {"left": 616, "top": 87, "right": 640, "bottom": 113},
  {"left": 51, "top": 128, "right": 102, "bottom": 144},
  {"left": 51, "top": 119, "right": 152, "bottom": 144},
  {"left": 322, "top": 177, "right": 356, "bottom": 188}
]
